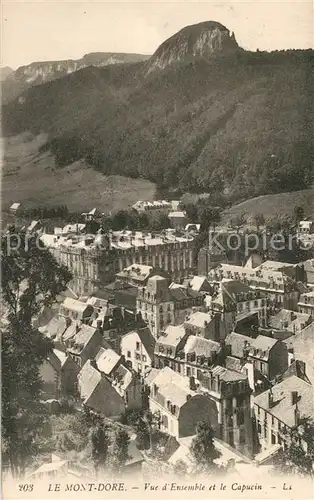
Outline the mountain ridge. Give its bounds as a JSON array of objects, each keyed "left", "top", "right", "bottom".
[
  {"left": 1, "top": 52, "right": 150, "bottom": 104},
  {"left": 2, "top": 21, "right": 314, "bottom": 206}
]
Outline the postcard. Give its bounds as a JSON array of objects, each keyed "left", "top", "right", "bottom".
[{"left": 1, "top": 1, "right": 314, "bottom": 499}]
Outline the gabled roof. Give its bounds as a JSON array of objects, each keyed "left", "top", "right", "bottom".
[
  {"left": 254, "top": 375, "right": 314, "bottom": 428},
  {"left": 157, "top": 325, "right": 186, "bottom": 347},
  {"left": 95, "top": 347, "right": 121, "bottom": 375},
  {"left": 210, "top": 365, "right": 247, "bottom": 382},
  {"left": 123, "top": 327, "right": 156, "bottom": 358},
  {"left": 78, "top": 360, "right": 102, "bottom": 403},
  {"left": 61, "top": 297, "right": 91, "bottom": 314},
  {"left": 116, "top": 264, "right": 153, "bottom": 281},
  {"left": 269, "top": 309, "right": 310, "bottom": 332},
  {"left": 39, "top": 316, "right": 70, "bottom": 340},
  {"left": 110, "top": 364, "right": 133, "bottom": 396},
  {"left": 10, "top": 202, "right": 21, "bottom": 210},
  {"left": 184, "top": 311, "right": 212, "bottom": 328},
  {"left": 184, "top": 336, "right": 220, "bottom": 357},
  {"left": 189, "top": 276, "right": 212, "bottom": 293},
  {"left": 225, "top": 332, "right": 252, "bottom": 358},
  {"left": 65, "top": 324, "right": 98, "bottom": 354},
  {"left": 250, "top": 335, "right": 278, "bottom": 359}
]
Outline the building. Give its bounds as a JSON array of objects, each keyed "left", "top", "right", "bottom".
[
  {"left": 9, "top": 202, "right": 22, "bottom": 215},
  {"left": 298, "top": 290, "right": 314, "bottom": 316},
  {"left": 296, "top": 220, "right": 314, "bottom": 247},
  {"left": 78, "top": 359, "right": 141, "bottom": 416},
  {"left": 286, "top": 323, "right": 314, "bottom": 386},
  {"left": 120, "top": 327, "right": 156, "bottom": 375},
  {"left": 196, "top": 366, "right": 254, "bottom": 458},
  {"left": 209, "top": 263, "right": 300, "bottom": 310},
  {"left": 62, "top": 323, "right": 103, "bottom": 368},
  {"left": 225, "top": 331, "right": 288, "bottom": 388},
  {"left": 59, "top": 298, "right": 94, "bottom": 322},
  {"left": 132, "top": 200, "right": 172, "bottom": 213},
  {"left": 116, "top": 264, "right": 163, "bottom": 287},
  {"left": 208, "top": 280, "right": 268, "bottom": 333},
  {"left": 168, "top": 211, "right": 188, "bottom": 230},
  {"left": 81, "top": 207, "right": 103, "bottom": 222},
  {"left": 38, "top": 316, "right": 70, "bottom": 343},
  {"left": 254, "top": 375, "right": 314, "bottom": 452},
  {"left": 181, "top": 335, "right": 222, "bottom": 378},
  {"left": 184, "top": 311, "right": 227, "bottom": 342},
  {"left": 136, "top": 276, "right": 205, "bottom": 338},
  {"left": 197, "top": 246, "right": 227, "bottom": 276},
  {"left": 40, "top": 349, "right": 79, "bottom": 399},
  {"left": 301, "top": 259, "right": 314, "bottom": 285},
  {"left": 146, "top": 367, "right": 219, "bottom": 439},
  {"left": 154, "top": 325, "right": 189, "bottom": 372},
  {"left": 269, "top": 309, "right": 312, "bottom": 338},
  {"left": 95, "top": 347, "right": 121, "bottom": 376},
  {"left": 40, "top": 228, "right": 196, "bottom": 296}
]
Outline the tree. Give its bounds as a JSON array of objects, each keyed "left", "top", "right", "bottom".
[
  {"left": 190, "top": 421, "right": 221, "bottom": 474},
  {"left": 1, "top": 231, "right": 72, "bottom": 477},
  {"left": 253, "top": 213, "right": 265, "bottom": 231},
  {"left": 91, "top": 421, "right": 110, "bottom": 476},
  {"left": 230, "top": 213, "right": 247, "bottom": 232},
  {"left": 272, "top": 418, "right": 314, "bottom": 476},
  {"left": 198, "top": 205, "right": 221, "bottom": 232},
  {"left": 173, "top": 459, "right": 188, "bottom": 476},
  {"left": 135, "top": 417, "right": 150, "bottom": 450},
  {"left": 111, "top": 429, "right": 130, "bottom": 473},
  {"left": 294, "top": 205, "right": 305, "bottom": 223}
]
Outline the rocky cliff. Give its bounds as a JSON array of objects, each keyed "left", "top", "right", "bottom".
[
  {"left": 2, "top": 52, "right": 150, "bottom": 103},
  {"left": 147, "top": 21, "right": 240, "bottom": 72},
  {"left": 0, "top": 66, "right": 13, "bottom": 81}
]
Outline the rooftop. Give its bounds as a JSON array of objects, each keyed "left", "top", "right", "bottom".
[
  {"left": 184, "top": 336, "right": 220, "bottom": 357},
  {"left": 254, "top": 375, "right": 314, "bottom": 428},
  {"left": 78, "top": 360, "right": 102, "bottom": 403},
  {"left": 61, "top": 297, "right": 90, "bottom": 314},
  {"left": 158, "top": 325, "right": 187, "bottom": 347},
  {"left": 95, "top": 347, "right": 121, "bottom": 375},
  {"left": 225, "top": 332, "right": 253, "bottom": 358},
  {"left": 184, "top": 311, "right": 212, "bottom": 328}
]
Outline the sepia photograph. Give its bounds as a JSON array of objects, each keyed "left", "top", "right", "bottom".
[{"left": 1, "top": 1, "right": 314, "bottom": 498}]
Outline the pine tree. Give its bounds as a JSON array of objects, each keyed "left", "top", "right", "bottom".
[
  {"left": 190, "top": 421, "right": 221, "bottom": 474},
  {"left": 111, "top": 429, "right": 130, "bottom": 473}
]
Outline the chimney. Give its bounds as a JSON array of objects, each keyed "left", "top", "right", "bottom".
[
  {"left": 268, "top": 389, "right": 274, "bottom": 408},
  {"left": 294, "top": 407, "right": 300, "bottom": 427},
  {"left": 215, "top": 374, "right": 220, "bottom": 392},
  {"left": 90, "top": 358, "right": 98, "bottom": 371}
]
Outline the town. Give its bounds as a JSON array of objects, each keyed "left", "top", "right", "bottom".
[{"left": 2, "top": 199, "right": 314, "bottom": 482}]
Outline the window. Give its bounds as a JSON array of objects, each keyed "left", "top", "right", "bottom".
[
  {"left": 127, "top": 351, "right": 131, "bottom": 358},
  {"left": 271, "top": 432, "right": 276, "bottom": 445},
  {"left": 136, "top": 342, "right": 140, "bottom": 350},
  {"left": 142, "top": 354, "right": 147, "bottom": 362},
  {"left": 186, "top": 367, "right": 191, "bottom": 376},
  {"left": 239, "top": 428, "right": 246, "bottom": 444},
  {"left": 237, "top": 409, "right": 244, "bottom": 426}
]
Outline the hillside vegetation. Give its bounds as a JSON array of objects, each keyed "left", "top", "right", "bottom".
[
  {"left": 2, "top": 133, "right": 155, "bottom": 212},
  {"left": 223, "top": 187, "right": 314, "bottom": 222},
  {"left": 2, "top": 50, "right": 314, "bottom": 204}
]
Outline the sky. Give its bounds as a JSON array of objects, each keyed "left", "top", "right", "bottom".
[{"left": 1, "top": 0, "right": 313, "bottom": 69}]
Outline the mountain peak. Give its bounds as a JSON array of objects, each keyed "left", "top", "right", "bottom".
[{"left": 148, "top": 20, "right": 240, "bottom": 72}]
